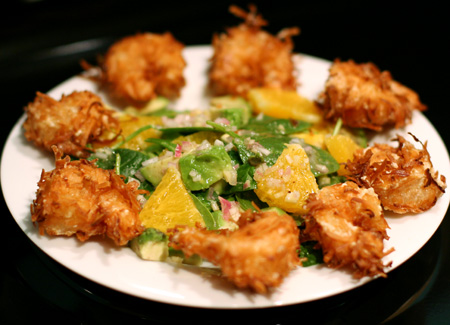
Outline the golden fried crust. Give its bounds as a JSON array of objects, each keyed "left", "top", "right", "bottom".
[
  {"left": 346, "top": 134, "right": 446, "bottom": 214},
  {"left": 209, "top": 5, "right": 299, "bottom": 98},
  {"left": 318, "top": 59, "right": 427, "bottom": 131},
  {"left": 23, "top": 91, "right": 120, "bottom": 158},
  {"left": 303, "top": 182, "right": 392, "bottom": 279},
  {"left": 103, "top": 32, "right": 186, "bottom": 104},
  {"left": 31, "top": 148, "right": 145, "bottom": 246},
  {"left": 170, "top": 210, "right": 300, "bottom": 293}
]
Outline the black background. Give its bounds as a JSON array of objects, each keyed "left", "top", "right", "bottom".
[{"left": 1, "top": 1, "right": 449, "bottom": 324}]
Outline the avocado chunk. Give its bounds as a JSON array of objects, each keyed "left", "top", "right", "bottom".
[
  {"left": 130, "top": 228, "right": 169, "bottom": 261},
  {"left": 179, "top": 145, "right": 235, "bottom": 191},
  {"left": 125, "top": 96, "right": 170, "bottom": 116},
  {"left": 168, "top": 247, "right": 203, "bottom": 266},
  {"left": 260, "top": 206, "right": 288, "bottom": 216},
  {"left": 210, "top": 95, "right": 252, "bottom": 127},
  {"left": 139, "top": 155, "right": 178, "bottom": 187}
]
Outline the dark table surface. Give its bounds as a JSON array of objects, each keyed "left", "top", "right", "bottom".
[{"left": 1, "top": 1, "right": 449, "bottom": 324}]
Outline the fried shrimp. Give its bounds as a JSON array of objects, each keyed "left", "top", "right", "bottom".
[
  {"left": 317, "top": 59, "right": 427, "bottom": 131},
  {"left": 23, "top": 90, "right": 120, "bottom": 158},
  {"left": 101, "top": 32, "right": 186, "bottom": 104},
  {"left": 346, "top": 134, "right": 446, "bottom": 214},
  {"left": 31, "top": 147, "right": 145, "bottom": 246},
  {"left": 303, "top": 181, "right": 392, "bottom": 279},
  {"left": 208, "top": 5, "right": 299, "bottom": 98},
  {"left": 170, "top": 209, "right": 300, "bottom": 293}
]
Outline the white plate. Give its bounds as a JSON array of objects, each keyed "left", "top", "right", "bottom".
[{"left": 2, "top": 45, "right": 449, "bottom": 309}]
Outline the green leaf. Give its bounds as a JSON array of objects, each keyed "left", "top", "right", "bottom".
[
  {"left": 144, "top": 138, "right": 178, "bottom": 152},
  {"left": 252, "top": 135, "right": 290, "bottom": 166},
  {"left": 112, "top": 125, "right": 156, "bottom": 149},
  {"left": 158, "top": 126, "right": 220, "bottom": 135},
  {"left": 243, "top": 115, "right": 311, "bottom": 135},
  {"left": 235, "top": 191, "right": 268, "bottom": 211},
  {"left": 301, "top": 143, "right": 340, "bottom": 177},
  {"left": 189, "top": 193, "right": 223, "bottom": 230},
  {"left": 299, "top": 241, "right": 323, "bottom": 267},
  {"left": 224, "top": 163, "right": 256, "bottom": 194},
  {"left": 89, "top": 148, "right": 154, "bottom": 192}
]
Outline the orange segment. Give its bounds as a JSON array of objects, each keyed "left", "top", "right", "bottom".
[
  {"left": 114, "top": 115, "right": 162, "bottom": 151},
  {"left": 254, "top": 144, "right": 319, "bottom": 215},
  {"left": 139, "top": 167, "right": 204, "bottom": 233},
  {"left": 247, "top": 88, "right": 323, "bottom": 124},
  {"left": 325, "top": 134, "right": 361, "bottom": 175}
]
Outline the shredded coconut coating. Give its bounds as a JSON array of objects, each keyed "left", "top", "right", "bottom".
[
  {"left": 346, "top": 134, "right": 446, "bottom": 213},
  {"left": 103, "top": 32, "right": 186, "bottom": 104},
  {"left": 170, "top": 210, "right": 300, "bottom": 293},
  {"left": 209, "top": 5, "right": 299, "bottom": 98},
  {"left": 303, "top": 181, "right": 393, "bottom": 279},
  {"left": 31, "top": 147, "right": 145, "bottom": 246},
  {"left": 23, "top": 90, "right": 120, "bottom": 158},
  {"left": 318, "top": 59, "right": 427, "bottom": 131}
]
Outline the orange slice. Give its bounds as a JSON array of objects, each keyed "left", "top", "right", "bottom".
[{"left": 139, "top": 167, "right": 204, "bottom": 233}]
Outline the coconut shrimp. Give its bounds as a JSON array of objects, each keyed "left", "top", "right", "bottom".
[
  {"left": 100, "top": 32, "right": 186, "bottom": 105},
  {"left": 23, "top": 90, "right": 120, "bottom": 158},
  {"left": 303, "top": 181, "right": 393, "bottom": 279},
  {"left": 31, "top": 147, "right": 145, "bottom": 246},
  {"left": 346, "top": 134, "right": 446, "bottom": 214},
  {"left": 317, "top": 59, "right": 427, "bottom": 131},
  {"left": 208, "top": 4, "right": 300, "bottom": 98},
  {"left": 170, "top": 209, "right": 300, "bottom": 293}
]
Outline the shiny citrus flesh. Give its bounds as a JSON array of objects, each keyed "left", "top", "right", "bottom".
[
  {"left": 139, "top": 167, "right": 204, "bottom": 233},
  {"left": 247, "top": 88, "right": 323, "bottom": 124},
  {"left": 325, "top": 134, "right": 361, "bottom": 175},
  {"left": 254, "top": 144, "right": 319, "bottom": 215},
  {"left": 115, "top": 115, "right": 162, "bottom": 151}
]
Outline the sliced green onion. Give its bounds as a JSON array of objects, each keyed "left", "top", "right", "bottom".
[
  {"left": 112, "top": 125, "right": 155, "bottom": 149},
  {"left": 115, "top": 153, "right": 121, "bottom": 175},
  {"left": 332, "top": 118, "right": 343, "bottom": 136}
]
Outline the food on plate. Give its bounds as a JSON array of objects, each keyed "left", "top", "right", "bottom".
[
  {"left": 18, "top": 11, "right": 448, "bottom": 296},
  {"left": 23, "top": 90, "right": 120, "bottom": 158},
  {"left": 324, "top": 133, "right": 362, "bottom": 176},
  {"left": 317, "top": 59, "right": 427, "bottom": 131},
  {"left": 254, "top": 143, "right": 319, "bottom": 215},
  {"left": 302, "top": 181, "right": 393, "bottom": 279},
  {"left": 138, "top": 166, "right": 206, "bottom": 234},
  {"left": 247, "top": 87, "right": 323, "bottom": 124},
  {"left": 208, "top": 5, "right": 300, "bottom": 98},
  {"left": 30, "top": 147, "right": 145, "bottom": 246},
  {"left": 170, "top": 209, "right": 300, "bottom": 293},
  {"left": 94, "top": 32, "right": 186, "bottom": 105},
  {"left": 346, "top": 134, "right": 447, "bottom": 213},
  {"left": 108, "top": 114, "right": 163, "bottom": 151}
]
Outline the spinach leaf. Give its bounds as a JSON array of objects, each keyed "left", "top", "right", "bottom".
[
  {"left": 191, "top": 189, "right": 219, "bottom": 212},
  {"left": 243, "top": 115, "right": 311, "bottom": 135},
  {"left": 235, "top": 191, "right": 268, "bottom": 211},
  {"left": 158, "top": 126, "right": 220, "bottom": 136},
  {"left": 189, "top": 193, "right": 223, "bottom": 230},
  {"left": 206, "top": 121, "right": 262, "bottom": 165},
  {"left": 252, "top": 135, "right": 289, "bottom": 167},
  {"left": 299, "top": 241, "right": 323, "bottom": 267},
  {"left": 148, "top": 108, "right": 186, "bottom": 118},
  {"left": 301, "top": 143, "right": 340, "bottom": 177},
  {"left": 224, "top": 163, "right": 257, "bottom": 194},
  {"left": 145, "top": 138, "right": 178, "bottom": 152},
  {"left": 89, "top": 148, "right": 154, "bottom": 192}
]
